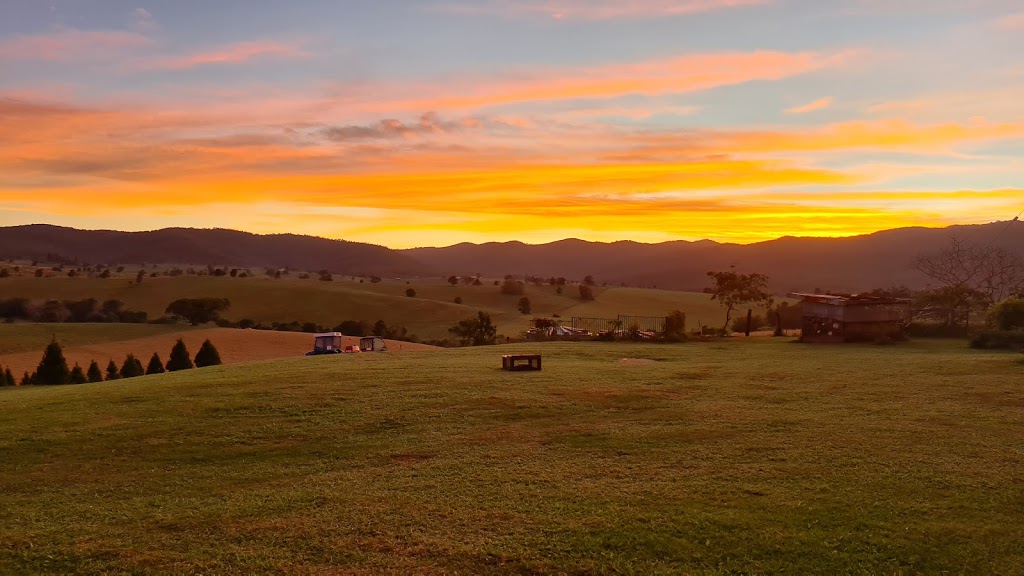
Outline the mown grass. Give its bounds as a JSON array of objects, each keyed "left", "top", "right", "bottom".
[
  {"left": 1, "top": 339, "right": 1021, "bottom": 574},
  {"left": 0, "top": 276, "right": 725, "bottom": 340}
]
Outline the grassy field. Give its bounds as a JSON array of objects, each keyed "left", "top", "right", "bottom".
[
  {"left": 0, "top": 275, "right": 728, "bottom": 340},
  {"left": 0, "top": 323, "right": 189, "bottom": 356},
  {"left": 1, "top": 338, "right": 1022, "bottom": 574}
]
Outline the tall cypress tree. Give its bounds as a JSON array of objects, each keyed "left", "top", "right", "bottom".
[
  {"left": 105, "top": 359, "right": 120, "bottom": 381},
  {"left": 194, "top": 339, "right": 223, "bottom": 368},
  {"left": 34, "top": 340, "right": 70, "bottom": 385},
  {"left": 86, "top": 361, "right": 103, "bottom": 383},
  {"left": 146, "top": 353, "right": 165, "bottom": 375},
  {"left": 20, "top": 372, "right": 32, "bottom": 386},
  {"left": 0, "top": 366, "right": 13, "bottom": 386},
  {"left": 166, "top": 339, "right": 194, "bottom": 372},
  {"left": 120, "top": 354, "right": 145, "bottom": 379},
  {"left": 68, "top": 364, "right": 87, "bottom": 384}
]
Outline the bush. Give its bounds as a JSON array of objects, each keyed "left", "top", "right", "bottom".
[
  {"left": 68, "top": 364, "right": 87, "bottom": 384},
  {"left": 120, "top": 354, "right": 145, "bottom": 379},
  {"left": 988, "top": 298, "right": 1024, "bottom": 331},
  {"left": 105, "top": 360, "right": 120, "bottom": 381},
  {"left": 579, "top": 285, "right": 595, "bottom": 301},
  {"left": 194, "top": 339, "right": 222, "bottom": 368},
  {"left": 731, "top": 314, "right": 766, "bottom": 334},
  {"left": 970, "top": 330, "right": 1024, "bottom": 350},
  {"left": 501, "top": 279, "right": 525, "bottom": 295},
  {"left": 517, "top": 297, "right": 531, "bottom": 315},
  {"left": 454, "top": 296, "right": 463, "bottom": 304},
  {"left": 406, "top": 288, "right": 417, "bottom": 297}
]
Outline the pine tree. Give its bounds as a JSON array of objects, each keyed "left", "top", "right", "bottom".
[
  {"left": 146, "top": 353, "right": 165, "bottom": 375},
  {"left": 106, "top": 359, "right": 121, "bottom": 381},
  {"left": 86, "top": 361, "right": 103, "bottom": 383},
  {"left": 20, "top": 372, "right": 32, "bottom": 386},
  {"left": 120, "top": 354, "right": 145, "bottom": 379},
  {"left": 0, "top": 366, "right": 12, "bottom": 386},
  {"left": 166, "top": 338, "right": 194, "bottom": 371},
  {"left": 7, "top": 368, "right": 15, "bottom": 387},
  {"left": 194, "top": 339, "right": 222, "bottom": 368},
  {"left": 34, "top": 340, "right": 70, "bottom": 385},
  {"left": 68, "top": 364, "right": 87, "bottom": 384}
]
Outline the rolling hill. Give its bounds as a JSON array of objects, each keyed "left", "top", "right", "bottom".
[{"left": 2, "top": 220, "right": 1022, "bottom": 292}]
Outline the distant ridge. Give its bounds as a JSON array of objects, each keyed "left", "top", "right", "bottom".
[{"left": 1, "top": 221, "right": 1021, "bottom": 292}]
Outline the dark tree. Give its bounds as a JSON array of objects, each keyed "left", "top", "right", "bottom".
[
  {"left": 68, "top": 364, "right": 87, "bottom": 384},
  {"left": 517, "top": 297, "right": 531, "bottom": 315},
  {"left": 105, "top": 359, "right": 120, "bottom": 381},
  {"left": 449, "top": 312, "right": 498, "bottom": 346},
  {"left": 0, "top": 367, "right": 14, "bottom": 386},
  {"left": 86, "top": 360, "right": 103, "bottom": 383},
  {"left": 373, "top": 320, "right": 388, "bottom": 337},
  {"left": 448, "top": 275, "right": 459, "bottom": 286},
  {"left": 20, "top": 372, "right": 32, "bottom": 386},
  {"left": 454, "top": 296, "right": 463, "bottom": 304},
  {"left": 406, "top": 288, "right": 417, "bottom": 297},
  {"left": 664, "top": 310, "right": 687, "bottom": 341},
  {"left": 34, "top": 340, "right": 70, "bottom": 385},
  {"left": 583, "top": 275, "right": 595, "bottom": 286},
  {"left": 136, "top": 270, "right": 145, "bottom": 284},
  {"left": 146, "top": 353, "right": 166, "bottom": 375},
  {"left": 165, "top": 298, "right": 231, "bottom": 326},
  {"left": 166, "top": 339, "right": 194, "bottom": 371},
  {"left": 500, "top": 279, "right": 525, "bottom": 295},
  {"left": 370, "top": 276, "right": 382, "bottom": 283},
  {"left": 579, "top": 285, "right": 595, "bottom": 301},
  {"left": 706, "top": 269, "right": 774, "bottom": 331},
  {"left": 120, "top": 354, "right": 145, "bottom": 379},
  {"left": 194, "top": 339, "right": 222, "bottom": 368},
  {"left": 988, "top": 297, "right": 1024, "bottom": 331}
]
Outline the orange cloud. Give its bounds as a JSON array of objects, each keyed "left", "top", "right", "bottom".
[
  {"left": 785, "top": 97, "right": 833, "bottom": 114},
  {"left": 996, "top": 12, "right": 1024, "bottom": 30},
  {"left": 149, "top": 41, "right": 309, "bottom": 70},
  {"left": 0, "top": 28, "right": 151, "bottom": 61},
  {"left": 368, "top": 50, "right": 847, "bottom": 112}
]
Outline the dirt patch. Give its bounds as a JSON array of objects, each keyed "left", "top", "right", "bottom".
[
  {"left": 0, "top": 327, "right": 438, "bottom": 378},
  {"left": 619, "top": 358, "right": 658, "bottom": 365}
]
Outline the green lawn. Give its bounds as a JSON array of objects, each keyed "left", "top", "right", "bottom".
[
  {"left": 1, "top": 339, "right": 1022, "bottom": 574},
  {"left": 0, "top": 276, "right": 727, "bottom": 340}
]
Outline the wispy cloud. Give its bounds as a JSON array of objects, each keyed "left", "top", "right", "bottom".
[
  {"left": 438, "top": 0, "right": 770, "bottom": 20},
  {"left": 149, "top": 41, "right": 309, "bottom": 70},
  {"left": 786, "top": 97, "right": 833, "bottom": 114},
  {"left": 0, "top": 28, "right": 152, "bottom": 62}
]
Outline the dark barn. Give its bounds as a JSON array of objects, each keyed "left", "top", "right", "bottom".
[{"left": 790, "top": 293, "right": 912, "bottom": 343}]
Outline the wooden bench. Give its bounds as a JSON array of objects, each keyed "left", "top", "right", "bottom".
[{"left": 501, "top": 354, "right": 542, "bottom": 371}]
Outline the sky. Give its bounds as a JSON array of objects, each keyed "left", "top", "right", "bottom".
[{"left": 1, "top": 0, "right": 1022, "bottom": 248}]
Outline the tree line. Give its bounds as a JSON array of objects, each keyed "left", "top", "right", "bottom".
[{"left": 0, "top": 338, "right": 222, "bottom": 387}]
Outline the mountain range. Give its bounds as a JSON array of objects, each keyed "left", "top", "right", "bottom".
[{"left": 1, "top": 222, "right": 1022, "bottom": 293}]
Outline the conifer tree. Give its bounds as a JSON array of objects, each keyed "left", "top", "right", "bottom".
[
  {"left": 166, "top": 338, "right": 194, "bottom": 371},
  {"left": 68, "top": 364, "right": 87, "bottom": 384},
  {"left": 34, "top": 340, "right": 70, "bottom": 385},
  {"left": 20, "top": 372, "right": 32, "bottom": 386},
  {"left": 194, "top": 339, "right": 222, "bottom": 368},
  {"left": 120, "top": 354, "right": 145, "bottom": 379},
  {"left": 6, "top": 368, "right": 15, "bottom": 387},
  {"left": 146, "top": 353, "right": 165, "bottom": 375},
  {"left": 105, "top": 360, "right": 120, "bottom": 381},
  {"left": 86, "top": 361, "right": 103, "bottom": 383}
]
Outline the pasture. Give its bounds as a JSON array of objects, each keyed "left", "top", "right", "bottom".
[
  {"left": 1, "top": 338, "right": 1022, "bottom": 574},
  {"left": 0, "top": 274, "right": 727, "bottom": 340}
]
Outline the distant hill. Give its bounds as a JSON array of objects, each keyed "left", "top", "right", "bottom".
[
  {"left": 0, "top": 225, "right": 424, "bottom": 276},
  {"left": 403, "top": 221, "right": 1024, "bottom": 292},
  {"left": 1, "top": 221, "right": 1021, "bottom": 292}
]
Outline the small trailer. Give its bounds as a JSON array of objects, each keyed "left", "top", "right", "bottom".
[
  {"left": 306, "top": 332, "right": 344, "bottom": 355},
  {"left": 359, "top": 336, "right": 388, "bottom": 352}
]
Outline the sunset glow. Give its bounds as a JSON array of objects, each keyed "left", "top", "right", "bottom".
[{"left": 1, "top": 1, "right": 1022, "bottom": 247}]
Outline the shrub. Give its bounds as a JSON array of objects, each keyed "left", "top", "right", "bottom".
[
  {"left": 146, "top": 353, "right": 165, "bottom": 375},
  {"left": 988, "top": 298, "right": 1024, "bottom": 331},
  {"left": 33, "top": 340, "right": 70, "bottom": 385},
  {"left": 166, "top": 339, "right": 194, "bottom": 371},
  {"left": 517, "top": 297, "right": 531, "bottom": 315},
  {"left": 579, "top": 285, "right": 595, "bottom": 301},
  {"left": 105, "top": 360, "right": 120, "bottom": 381},
  {"left": 731, "top": 314, "right": 766, "bottom": 334},
  {"left": 970, "top": 330, "right": 1024, "bottom": 350},
  {"left": 120, "top": 354, "right": 145, "bottom": 379},
  {"left": 501, "top": 279, "right": 525, "bottom": 295},
  {"left": 68, "top": 364, "right": 87, "bottom": 384},
  {"left": 664, "top": 310, "right": 687, "bottom": 342},
  {"left": 406, "top": 288, "right": 417, "bottom": 297},
  {"left": 194, "top": 339, "right": 222, "bottom": 368},
  {"left": 454, "top": 296, "right": 463, "bottom": 304}
]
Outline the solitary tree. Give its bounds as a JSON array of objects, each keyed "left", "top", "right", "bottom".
[
  {"left": 517, "top": 297, "right": 531, "bottom": 315},
  {"left": 406, "top": 288, "right": 417, "bottom": 298},
  {"left": 449, "top": 312, "right": 498, "bottom": 346},
  {"left": 194, "top": 339, "right": 222, "bottom": 368},
  {"left": 166, "top": 339, "right": 194, "bottom": 371},
  {"left": 120, "top": 354, "right": 145, "bottom": 379},
  {"left": 579, "top": 285, "right": 595, "bottom": 301},
  {"left": 583, "top": 275, "right": 596, "bottom": 286},
  {"left": 86, "top": 360, "right": 103, "bottom": 383},
  {"left": 448, "top": 275, "right": 459, "bottom": 287},
  {"left": 706, "top": 269, "right": 773, "bottom": 332},
  {"left": 146, "top": 353, "right": 166, "bottom": 375},
  {"left": 988, "top": 297, "right": 1024, "bottom": 331},
  {"left": 164, "top": 298, "right": 231, "bottom": 326},
  {"left": 105, "top": 359, "right": 120, "bottom": 381},
  {"left": 34, "top": 340, "right": 70, "bottom": 385}
]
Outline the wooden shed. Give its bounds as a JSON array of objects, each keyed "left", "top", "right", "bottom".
[{"left": 790, "top": 293, "right": 912, "bottom": 343}]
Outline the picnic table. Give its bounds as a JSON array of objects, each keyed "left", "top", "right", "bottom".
[{"left": 501, "top": 354, "right": 542, "bottom": 371}]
